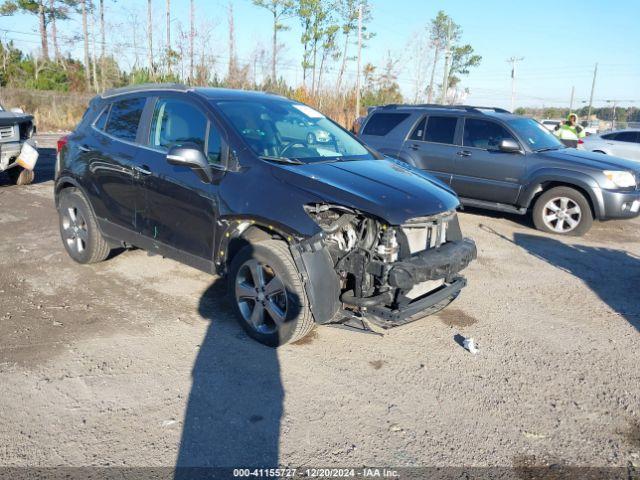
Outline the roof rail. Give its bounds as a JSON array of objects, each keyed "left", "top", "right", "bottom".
[
  {"left": 378, "top": 104, "right": 511, "bottom": 114},
  {"left": 101, "top": 82, "right": 191, "bottom": 99}
]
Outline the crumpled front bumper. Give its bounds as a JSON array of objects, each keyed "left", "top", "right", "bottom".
[
  {"left": 364, "top": 239, "right": 477, "bottom": 327},
  {"left": 387, "top": 238, "right": 477, "bottom": 289},
  {"left": 0, "top": 142, "right": 22, "bottom": 171}
]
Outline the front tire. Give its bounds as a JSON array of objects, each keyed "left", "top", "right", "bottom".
[
  {"left": 532, "top": 186, "right": 593, "bottom": 236},
  {"left": 228, "top": 239, "right": 315, "bottom": 347},
  {"left": 58, "top": 188, "right": 111, "bottom": 264},
  {"left": 7, "top": 166, "right": 34, "bottom": 185}
]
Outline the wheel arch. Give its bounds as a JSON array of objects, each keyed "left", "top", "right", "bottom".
[
  {"left": 219, "top": 220, "right": 341, "bottom": 325},
  {"left": 520, "top": 171, "right": 604, "bottom": 219}
]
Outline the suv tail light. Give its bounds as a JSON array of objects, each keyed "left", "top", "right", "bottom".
[
  {"left": 57, "top": 135, "right": 69, "bottom": 153},
  {"left": 578, "top": 139, "right": 584, "bottom": 145}
]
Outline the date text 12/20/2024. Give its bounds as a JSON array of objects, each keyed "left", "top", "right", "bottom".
[{"left": 233, "top": 468, "right": 399, "bottom": 478}]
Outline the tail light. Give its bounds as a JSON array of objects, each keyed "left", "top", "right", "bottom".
[
  {"left": 57, "top": 135, "right": 69, "bottom": 153},
  {"left": 578, "top": 139, "right": 584, "bottom": 145}
]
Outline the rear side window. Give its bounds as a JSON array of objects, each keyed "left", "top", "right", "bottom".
[
  {"left": 424, "top": 116, "right": 458, "bottom": 144},
  {"left": 94, "top": 105, "right": 110, "bottom": 131},
  {"left": 409, "top": 117, "right": 427, "bottom": 140},
  {"left": 601, "top": 133, "right": 615, "bottom": 140},
  {"left": 613, "top": 131, "right": 639, "bottom": 143},
  {"left": 464, "top": 119, "right": 516, "bottom": 150},
  {"left": 104, "top": 98, "right": 145, "bottom": 142},
  {"left": 362, "top": 113, "right": 410, "bottom": 136}
]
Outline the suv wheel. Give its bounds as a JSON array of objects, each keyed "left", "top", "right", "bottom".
[
  {"left": 7, "top": 166, "right": 34, "bottom": 185},
  {"left": 58, "top": 188, "right": 112, "bottom": 264},
  {"left": 533, "top": 186, "right": 593, "bottom": 236},
  {"left": 228, "top": 239, "right": 315, "bottom": 347}
]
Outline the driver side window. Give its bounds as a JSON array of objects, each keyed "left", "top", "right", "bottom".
[
  {"left": 150, "top": 98, "right": 207, "bottom": 151},
  {"left": 464, "top": 119, "right": 516, "bottom": 150}
]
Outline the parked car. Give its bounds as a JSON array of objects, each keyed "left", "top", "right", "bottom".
[
  {"left": 581, "top": 129, "right": 640, "bottom": 161},
  {"left": 359, "top": 105, "right": 640, "bottom": 236},
  {"left": 55, "top": 84, "right": 477, "bottom": 346},
  {"left": 0, "top": 104, "right": 37, "bottom": 185}
]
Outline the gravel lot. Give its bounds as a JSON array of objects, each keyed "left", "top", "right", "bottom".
[{"left": 0, "top": 135, "right": 639, "bottom": 469}]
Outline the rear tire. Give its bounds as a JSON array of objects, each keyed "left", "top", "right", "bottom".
[
  {"left": 7, "top": 166, "right": 34, "bottom": 185},
  {"left": 58, "top": 188, "right": 111, "bottom": 264},
  {"left": 532, "top": 186, "right": 593, "bottom": 236},
  {"left": 228, "top": 239, "right": 315, "bottom": 347}
]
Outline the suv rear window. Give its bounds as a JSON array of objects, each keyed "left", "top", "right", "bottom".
[
  {"left": 362, "top": 113, "right": 410, "bottom": 136},
  {"left": 424, "top": 116, "right": 457, "bottom": 144},
  {"left": 104, "top": 97, "right": 146, "bottom": 142}
]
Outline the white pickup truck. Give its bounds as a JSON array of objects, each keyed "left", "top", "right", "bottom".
[{"left": 0, "top": 104, "right": 37, "bottom": 185}]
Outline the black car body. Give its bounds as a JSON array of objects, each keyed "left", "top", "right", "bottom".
[
  {"left": 55, "top": 84, "right": 476, "bottom": 346},
  {"left": 359, "top": 105, "right": 640, "bottom": 235}
]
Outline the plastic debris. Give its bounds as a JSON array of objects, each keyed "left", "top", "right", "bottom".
[{"left": 463, "top": 337, "right": 479, "bottom": 354}]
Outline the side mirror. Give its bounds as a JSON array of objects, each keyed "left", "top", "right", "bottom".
[
  {"left": 498, "top": 138, "right": 521, "bottom": 153},
  {"left": 166, "top": 143, "right": 212, "bottom": 183}
]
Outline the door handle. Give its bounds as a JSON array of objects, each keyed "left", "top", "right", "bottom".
[
  {"left": 133, "top": 165, "right": 152, "bottom": 176},
  {"left": 408, "top": 144, "right": 420, "bottom": 151},
  {"left": 78, "top": 145, "right": 91, "bottom": 152},
  {"left": 456, "top": 150, "right": 472, "bottom": 157}
]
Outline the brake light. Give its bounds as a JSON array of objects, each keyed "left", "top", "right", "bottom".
[
  {"left": 578, "top": 139, "right": 584, "bottom": 145},
  {"left": 57, "top": 135, "right": 69, "bottom": 153}
]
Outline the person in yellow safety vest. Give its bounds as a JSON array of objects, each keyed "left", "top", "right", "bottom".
[{"left": 554, "top": 113, "right": 585, "bottom": 148}]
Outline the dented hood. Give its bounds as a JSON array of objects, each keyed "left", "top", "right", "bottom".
[{"left": 271, "top": 158, "right": 460, "bottom": 225}]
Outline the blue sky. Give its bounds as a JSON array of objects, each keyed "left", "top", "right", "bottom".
[{"left": 1, "top": 0, "right": 638, "bottom": 109}]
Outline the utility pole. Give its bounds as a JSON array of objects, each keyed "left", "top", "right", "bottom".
[
  {"left": 82, "top": 0, "right": 91, "bottom": 91},
  {"left": 507, "top": 56, "right": 524, "bottom": 112},
  {"left": 440, "top": 18, "right": 452, "bottom": 104},
  {"left": 569, "top": 86, "right": 575, "bottom": 112},
  {"left": 586, "top": 63, "right": 598, "bottom": 122},
  {"left": 355, "top": 3, "right": 363, "bottom": 120}
]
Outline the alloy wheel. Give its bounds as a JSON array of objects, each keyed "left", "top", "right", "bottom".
[
  {"left": 61, "top": 206, "right": 89, "bottom": 254},
  {"left": 542, "top": 197, "right": 582, "bottom": 233},
  {"left": 235, "top": 259, "right": 288, "bottom": 334}
]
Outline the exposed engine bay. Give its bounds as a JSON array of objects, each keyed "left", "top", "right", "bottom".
[{"left": 303, "top": 203, "right": 477, "bottom": 328}]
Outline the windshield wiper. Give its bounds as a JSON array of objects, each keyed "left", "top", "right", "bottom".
[
  {"left": 258, "top": 155, "right": 304, "bottom": 165},
  {"left": 534, "top": 146, "right": 563, "bottom": 153}
]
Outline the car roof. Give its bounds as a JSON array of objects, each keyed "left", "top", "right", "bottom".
[
  {"left": 100, "top": 83, "right": 289, "bottom": 102},
  {"left": 368, "top": 104, "right": 517, "bottom": 120}
]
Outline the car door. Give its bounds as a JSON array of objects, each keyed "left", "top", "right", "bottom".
[
  {"left": 84, "top": 97, "right": 146, "bottom": 233},
  {"left": 451, "top": 117, "right": 525, "bottom": 204},
  {"left": 610, "top": 131, "right": 640, "bottom": 160},
  {"left": 135, "top": 96, "right": 224, "bottom": 261},
  {"left": 399, "top": 115, "right": 459, "bottom": 185}
]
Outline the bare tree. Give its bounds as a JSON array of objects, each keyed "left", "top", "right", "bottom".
[
  {"left": 147, "top": 0, "right": 153, "bottom": 77},
  {"left": 165, "top": 0, "right": 171, "bottom": 75},
  {"left": 37, "top": 1, "right": 48, "bottom": 59},
  {"left": 189, "top": 0, "right": 194, "bottom": 82},
  {"left": 335, "top": 0, "right": 372, "bottom": 93},
  {"left": 49, "top": 0, "right": 59, "bottom": 60},
  {"left": 252, "top": 0, "right": 294, "bottom": 83},
  {"left": 82, "top": 0, "right": 91, "bottom": 90},
  {"left": 90, "top": 7, "right": 98, "bottom": 92},
  {"left": 99, "top": 0, "right": 105, "bottom": 89},
  {"left": 227, "top": 1, "right": 237, "bottom": 81}
]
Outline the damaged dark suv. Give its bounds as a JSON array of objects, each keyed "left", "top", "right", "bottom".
[{"left": 54, "top": 84, "right": 476, "bottom": 346}]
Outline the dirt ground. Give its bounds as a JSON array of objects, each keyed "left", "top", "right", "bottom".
[{"left": 0, "top": 135, "right": 639, "bottom": 469}]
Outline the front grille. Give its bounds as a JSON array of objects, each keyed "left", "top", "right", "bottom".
[
  {"left": 0, "top": 125, "right": 14, "bottom": 139},
  {"left": 401, "top": 210, "right": 455, "bottom": 254}
]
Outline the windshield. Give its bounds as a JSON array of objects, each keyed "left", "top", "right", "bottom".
[
  {"left": 215, "top": 99, "right": 374, "bottom": 163},
  {"left": 507, "top": 117, "right": 565, "bottom": 151}
]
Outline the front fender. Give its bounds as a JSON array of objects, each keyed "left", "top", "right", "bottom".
[{"left": 519, "top": 169, "right": 604, "bottom": 218}]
